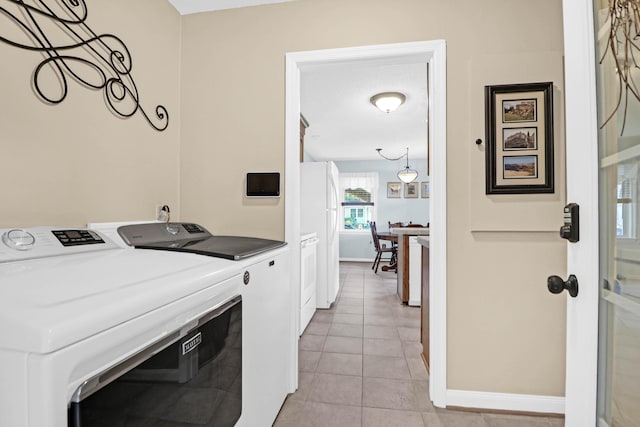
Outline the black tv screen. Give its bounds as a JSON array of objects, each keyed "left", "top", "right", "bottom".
[{"left": 246, "top": 172, "right": 280, "bottom": 197}]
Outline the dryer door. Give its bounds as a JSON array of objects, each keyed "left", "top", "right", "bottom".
[{"left": 68, "top": 296, "right": 242, "bottom": 427}]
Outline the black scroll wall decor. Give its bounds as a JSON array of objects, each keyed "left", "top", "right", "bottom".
[{"left": 0, "top": 0, "right": 168, "bottom": 131}]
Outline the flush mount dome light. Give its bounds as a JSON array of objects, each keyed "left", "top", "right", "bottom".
[{"left": 370, "top": 92, "right": 406, "bottom": 113}]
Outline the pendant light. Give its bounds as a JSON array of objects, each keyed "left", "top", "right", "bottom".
[
  {"left": 376, "top": 147, "right": 419, "bottom": 183},
  {"left": 397, "top": 158, "right": 419, "bottom": 183}
]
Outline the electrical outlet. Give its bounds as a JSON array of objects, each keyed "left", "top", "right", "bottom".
[{"left": 156, "top": 204, "right": 170, "bottom": 222}]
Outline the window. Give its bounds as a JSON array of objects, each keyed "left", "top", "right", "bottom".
[
  {"left": 339, "top": 172, "right": 378, "bottom": 232},
  {"left": 617, "top": 163, "right": 637, "bottom": 238}
]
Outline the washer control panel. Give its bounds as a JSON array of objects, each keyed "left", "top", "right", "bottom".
[
  {"left": 2, "top": 229, "right": 36, "bottom": 251},
  {"left": 51, "top": 229, "right": 105, "bottom": 247},
  {"left": 0, "top": 227, "right": 119, "bottom": 263}
]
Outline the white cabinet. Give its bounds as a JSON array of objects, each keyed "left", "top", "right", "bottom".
[
  {"left": 300, "top": 233, "right": 318, "bottom": 335},
  {"left": 394, "top": 227, "right": 429, "bottom": 304},
  {"left": 408, "top": 236, "right": 422, "bottom": 306}
]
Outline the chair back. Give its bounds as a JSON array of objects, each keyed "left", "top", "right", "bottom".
[
  {"left": 369, "top": 221, "right": 382, "bottom": 251},
  {"left": 388, "top": 221, "right": 403, "bottom": 230}
]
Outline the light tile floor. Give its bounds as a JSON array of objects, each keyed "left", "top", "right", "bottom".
[{"left": 274, "top": 261, "right": 565, "bottom": 427}]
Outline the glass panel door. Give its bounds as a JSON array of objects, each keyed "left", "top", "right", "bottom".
[{"left": 596, "top": 2, "right": 640, "bottom": 425}]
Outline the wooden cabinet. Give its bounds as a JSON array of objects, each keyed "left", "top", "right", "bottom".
[
  {"left": 397, "top": 234, "right": 410, "bottom": 303},
  {"left": 420, "top": 241, "right": 430, "bottom": 373}
]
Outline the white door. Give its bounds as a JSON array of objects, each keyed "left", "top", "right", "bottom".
[{"left": 563, "top": 1, "right": 640, "bottom": 425}]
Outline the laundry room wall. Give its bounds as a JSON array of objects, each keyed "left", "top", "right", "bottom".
[
  {"left": 179, "top": 0, "right": 567, "bottom": 403},
  {"left": 0, "top": 0, "right": 182, "bottom": 228}
]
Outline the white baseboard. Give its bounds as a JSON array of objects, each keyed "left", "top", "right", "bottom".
[
  {"left": 339, "top": 258, "right": 372, "bottom": 263},
  {"left": 598, "top": 417, "right": 611, "bottom": 427},
  {"left": 446, "top": 389, "right": 565, "bottom": 414}
]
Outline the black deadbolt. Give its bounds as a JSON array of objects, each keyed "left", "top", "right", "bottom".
[{"left": 547, "top": 274, "right": 579, "bottom": 298}]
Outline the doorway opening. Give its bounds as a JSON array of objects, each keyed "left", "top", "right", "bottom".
[{"left": 284, "top": 40, "right": 447, "bottom": 406}]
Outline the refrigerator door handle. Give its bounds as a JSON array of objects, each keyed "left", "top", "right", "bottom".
[{"left": 329, "top": 178, "right": 340, "bottom": 240}]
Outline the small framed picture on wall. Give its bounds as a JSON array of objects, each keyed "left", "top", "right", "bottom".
[
  {"left": 421, "top": 181, "right": 430, "bottom": 198},
  {"left": 404, "top": 182, "right": 419, "bottom": 198},
  {"left": 387, "top": 182, "right": 401, "bottom": 198}
]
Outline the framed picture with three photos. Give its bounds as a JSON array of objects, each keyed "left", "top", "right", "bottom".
[{"left": 485, "top": 82, "right": 554, "bottom": 194}]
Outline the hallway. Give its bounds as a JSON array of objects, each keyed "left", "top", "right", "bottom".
[{"left": 274, "top": 262, "right": 564, "bottom": 427}]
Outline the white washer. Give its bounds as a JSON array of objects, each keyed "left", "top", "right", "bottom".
[{"left": 0, "top": 224, "right": 291, "bottom": 427}]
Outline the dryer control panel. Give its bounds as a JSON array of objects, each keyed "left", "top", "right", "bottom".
[
  {"left": 0, "top": 227, "right": 119, "bottom": 263},
  {"left": 117, "top": 222, "right": 211, "bottom": 246}
]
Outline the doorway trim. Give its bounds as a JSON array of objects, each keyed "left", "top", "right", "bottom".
[
  {"left": 284, "top": 39, "right": 448, "bottom": 406},
  {"left": 561, "top": 0, "right": 600, "bottom": 424}
]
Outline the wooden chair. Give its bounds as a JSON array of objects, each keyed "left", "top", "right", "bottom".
[
  {"left": 407, "top": 221, "right": 426, "bottom": 228},
  {"left": 370, "top": 221, "right": 397, "bottom": 273},
  {"left": 388, "top": 221, "right": 404, "bottom": 230}
]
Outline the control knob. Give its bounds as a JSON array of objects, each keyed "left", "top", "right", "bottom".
[
  {"left": 2, "top": 229, "right": 36, "bottom": 251},
  {"left": 165, "top": 223, "right": 180, "bottom": 235}
]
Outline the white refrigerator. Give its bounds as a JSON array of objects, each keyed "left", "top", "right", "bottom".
[{"left": 300, "top": 161, "right": 340, "bottom": 309}]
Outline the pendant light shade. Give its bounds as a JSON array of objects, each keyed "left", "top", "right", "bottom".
[
  {"left": 370, "top": 92, "right": 406, "bottom": 113},
  {"left": 397, "top": 167, "right": 418, "bottom": 183},
  {"left": 376, "top": 147, "right": 419, "bottom": 183}
]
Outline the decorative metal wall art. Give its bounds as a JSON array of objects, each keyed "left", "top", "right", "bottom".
[
  {"left": 0, "top": 0, "right": 168, "bottom": 131},
  {"left": 602, "top": 0, "right": 640, "bottom": 134}
]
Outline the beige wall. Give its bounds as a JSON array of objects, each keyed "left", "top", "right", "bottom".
[
  {"left": 2, "top": 0, "right": 567, "bottom": 401},
  {"left": 0, "top": 0, "right": 182, "bottom": 228},
  {"left": 180, "top": 0, "right": 567, "bottom": 396}
]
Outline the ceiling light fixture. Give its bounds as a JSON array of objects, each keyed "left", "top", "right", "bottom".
[
  {"left": 370, "top": 92, "right": 406, "bottom": 113},
  {"left": 376, "top": 147, "right": 418, "bottom": 183}
]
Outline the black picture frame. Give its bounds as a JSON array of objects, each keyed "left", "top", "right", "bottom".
[{"left": 485, "top": 82, "right": 554, "bottom": 194}]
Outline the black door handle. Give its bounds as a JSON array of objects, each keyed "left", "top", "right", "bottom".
[{"left": 547, "top": 274, "right": 579, "bottom": 297}]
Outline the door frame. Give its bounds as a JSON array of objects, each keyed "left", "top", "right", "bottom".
[
  {"left": 284, "top": 40, "right": 448, "bottom": 405},
  {"left": 562, "top": 0, "right": 600, "bottom": 424}
]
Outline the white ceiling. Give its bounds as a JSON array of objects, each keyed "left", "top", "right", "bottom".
[
  {"left": 301, "top": 59, "right": 429, "bottom": 161},
  {"left": 168, "top": 0, "right": 296, "bottom": 14}
]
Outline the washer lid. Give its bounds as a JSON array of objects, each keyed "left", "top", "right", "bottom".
[
  {"left": 136, "top": 235, "right": 286, "bottom": 260},
  {"left": 0, "top": 249, "right": 239, "bottom": 354},
  {"left": 118, "top": 222, "right": 287, "bottom": 260}
]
